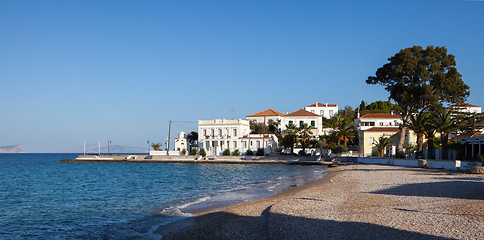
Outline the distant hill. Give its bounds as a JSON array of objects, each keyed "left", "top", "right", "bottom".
[
  {"left": 58, "top": 144, "right": 148, "bottom": 154},
  {"left": 0, "top": 145, "right": 26, "bottom": 153}
]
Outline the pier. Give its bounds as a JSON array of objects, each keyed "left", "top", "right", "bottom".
[{"left": 61, "top": 154, "right": 339, "bottom": 166}]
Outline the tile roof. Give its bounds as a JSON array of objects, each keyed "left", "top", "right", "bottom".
[
  {"left": 306, "top": 102, "right": 338, "bottom": 108},
  {"left": 246, "top": 109, "right": 285, "bottom": 117},
  {"left": 449, "top": 132, "right": 484, "bottom": 142},
  {"left": 449, "top": 103, "right": 480, "bottom": 108},
  {"left": 362, "top": 127, "right": 400, "bottom": 132},
  {"left": 285, "top": 109, "right": 320, "bottom": 117},
  {"left": 360, "top": 113, "right": 402, "bottom": 119}
]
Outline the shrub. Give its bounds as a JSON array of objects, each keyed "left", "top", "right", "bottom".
[
  {"left": 199, "top": 148, "right": 207, "bottom": 157},
  {"left": 298, "top": 150, "right": 307, "bottom": 156},
  {"left": 222, "top": 149, "right": 231, "bottom": 156},
  {"left": 256, "top": 148, "right": 265, "bottom": 156},
  {"left": 396, "top": 151, "right": 406, "bottom": 159},
  {"left": 371, "top": 150, "right": 380, "bottom": 157},
  {"left": 232, "top": 149, "right": 240, "bottom": 156},
  {"left": 333, "top": 145, "right": 348, "bottom": 154},
  {"left": 181, "top": 149, "right": 187, "bottom": 156},
  {"left": 246, "top": 149, "right": 253, "bottom": 156},
  {"left": 190, "top": 148, "right": 198, "bottom": 155},
  {"left": 479, "top": 155, "right": 484, "bottom": 164}
]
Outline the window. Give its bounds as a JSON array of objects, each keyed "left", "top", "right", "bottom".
[
  {"left": 329, "top": 110, "right": 333, "bottom": 116},
  {"left": 320, "top": 110, "right": 324, "bottom": 115},
  {"left": 219, "top": 129, "right": 222, "bottom": 136},
  {"left": 211, "top": 129, "right": 214, "bottom": 136},
  {"left": 311, "top": 121, "right": 315, "bottom": 127},
  {"left": 243, "top": 141, "right": 247, "bottom": 148},
  {"left": 289, "top": 120, "right": 293, "bottom": 125},
  {"left": 370, "top": 137, "right": 375, "bottom": 144},
  {"left": 300, "top": 121, "right": 304, "bottom": 127},
  {"left": 256, "top": 141, "right": 261, "bottom": 149},
  {"left": 234, "top": 141, "right": 237, "bottom": 148},
  {"left": 203, "top": 129, "right": 207, "bottom": 136},
  {"left": 311, "top": 110, "right": 315, "bottom": 113},
  {"left": 233, "top": 129, "right": 237, "bottom": 137}
]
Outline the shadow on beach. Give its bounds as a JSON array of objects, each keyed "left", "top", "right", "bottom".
[
  {"left": 159, "top": 208, "right": 454, "bottom": 240},
  {"left": 371, "top": 180, "right": 484, "bottom": 200}
]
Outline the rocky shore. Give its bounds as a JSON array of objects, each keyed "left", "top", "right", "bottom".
[{"left": 158, "top": 164, "right": 484, "bottom": 240}]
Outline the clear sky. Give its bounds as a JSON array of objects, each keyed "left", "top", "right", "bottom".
[{"left": 1, "top": 0, "right": 483, "bottom": 152}]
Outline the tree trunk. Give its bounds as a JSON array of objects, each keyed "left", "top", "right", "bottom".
[
  {"left": 417, "top": 134, "right": 424, "bottom": 158},
  {"left": 427, "top": 139, "right": 435, "bottom": 159},
  {"left": 397, "top": 127, "right": 407, "bottom": 152},
  {"left": 442, "top": 132, "right": 449, "bottom": 160}
]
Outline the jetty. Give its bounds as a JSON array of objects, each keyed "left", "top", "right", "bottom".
[{"left": 61, "top": 154, "right": 340, "bottom": 166}]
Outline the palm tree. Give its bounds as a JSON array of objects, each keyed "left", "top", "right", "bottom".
[
  {"left": 334, "top": 117, "right": 357, "bottom": 147},
  {"left": 423, "top": 119, "right": 437, "bottom": 159},
  {"left": 374, "top": 136, "right": 391, "bottom": 157},
  {"left": 403, "top": 112, "right": 429, "bottom": 156},
  {"left": 151, "top": 143, "right": 162, "bottom": 151},
  {"left": 283, "top": 122, "right": 298, "bottom": 154},
  {"left": 432, "top": 109, "right": 457, "bottom": 160},
  {"left": 298, "top": 123, "right": 313, "bottom": 153}
]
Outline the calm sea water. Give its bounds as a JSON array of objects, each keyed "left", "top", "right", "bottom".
[{"left": 0, "top": 153, "right": 326, "bottom": 239}]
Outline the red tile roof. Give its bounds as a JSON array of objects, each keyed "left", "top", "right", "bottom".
[
  {"left": 360, "top": 113, "right": 402, "bottom": 119},
  {"left": 362, "top": 127, "right": 400, "bottom": 132},
  {"left": 306, "top": 102, "right": 338, "bottom": 108},
  {"left": 449, "top": 103, "right": 480, "bottom": 108},
  {"left": 449, "top": 132, "right": 484, "bottom": 142},
  {"left": 285, "top": 109, "right": 320, "bottom": 117},
  {"left": 246, "top": 109, "right": 285, "bottom": 117}
]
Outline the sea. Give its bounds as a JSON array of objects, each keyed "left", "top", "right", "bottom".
[{"left": 0, "top": 153, "right": 327, "bottom": 239}]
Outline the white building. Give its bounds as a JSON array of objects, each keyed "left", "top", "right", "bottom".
[
  {"left": 246, "top": 109, "right": 285, "bottom": 125},
  {"left": 174, "top": 131, "right": 188, "bottom": 152},
  {"left": 305, "top": 102, "right": 338, "bottom": 119},
  {"left": 354, "top": 113, "right": 403, "bottom": 131},
  {"left": 198, "top": 119, "right": 278, "bottom": 156},
  {"left": 281, "top": 109, "right": 323, "bottom": 136},
  {"left": 449, "top": 103, "right": 482, "bottom": 114}
]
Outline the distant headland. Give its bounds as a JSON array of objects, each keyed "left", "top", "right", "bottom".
[{"left": 0, "top": 145, "right": 25, "bottom": 153}]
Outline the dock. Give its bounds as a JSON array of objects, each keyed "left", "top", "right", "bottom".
[{"left": 60, "top": 154, "right": 340, "bottom": 166}]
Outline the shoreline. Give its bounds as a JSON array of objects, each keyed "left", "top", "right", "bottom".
[{"left": 157, "top": 164, "right": 484, "bottom": 240}]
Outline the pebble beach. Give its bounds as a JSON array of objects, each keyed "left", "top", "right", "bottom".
[{"left": 158, "top": 164, "right": 484, "bottom": 240}]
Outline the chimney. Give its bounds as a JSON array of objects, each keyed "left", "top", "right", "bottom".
[
  {"left": 326, "top": 103, "right": 328, "bottom": 107},
  {"left": 391, "top": 110, "right": 394, "bottom": 115}
]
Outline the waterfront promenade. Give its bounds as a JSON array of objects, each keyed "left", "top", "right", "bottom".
[{"left": 159, "top": 165, "right": 484, "bottom": 240}]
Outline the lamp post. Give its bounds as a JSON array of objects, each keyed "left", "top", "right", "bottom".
[
  {"left": 147, "top": 140, "right": 150, "bottom": 153},
  {"left": 108, "top": 140, "right": 111, "bottom": 155}
]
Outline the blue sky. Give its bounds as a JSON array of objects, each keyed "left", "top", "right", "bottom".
[{"left": 1, "top": 0, "right": 483, "bottom": 152}]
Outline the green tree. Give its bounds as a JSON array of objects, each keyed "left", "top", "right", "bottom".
[
  {"left": 374, "top": 136, "right": 392, "bottom": 157},
  {"left": 186, "top": 131, "right": 198, "bottom": 145},
  {"left": 315, "top": 139, "right": 328, "bottom": 156},
  {"left": 232, "top": 149, "right": 240, "bottom": 156},
  {"left": 282, "top": 122, "right": 298, "bottom": 154},
  {"left": 199, "top": 148, "right": 207, "bottom": 157},
  {"left": 151, "top": 143, "right": 162, "bottom": 151},
  {"left": 367, "top": 46, "right": 470, "bottom": 152}
]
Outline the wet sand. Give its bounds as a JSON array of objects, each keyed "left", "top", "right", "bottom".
[{"left": 157, "top": 164, "right": 484, "bottom": 240}]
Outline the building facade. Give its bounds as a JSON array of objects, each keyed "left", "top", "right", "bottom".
[
  {"left": 304, "top": 102, "right": 338, "bottom": 119},
  {"left": 246, "top": 109, "right": 285, "bottom": 125},
  {"left": 197, "top": 119, "right": 278, "bottom": 156},
  {"left": 281, "top": 109, "right": 323, "bottom": 136},
  {"left": 174, "top": 131, "right": 188, "bottom": 152}
]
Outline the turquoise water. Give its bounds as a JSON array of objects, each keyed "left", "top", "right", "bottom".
[{"left": 0, "top": 153, "right": 326, "bottom": 239}]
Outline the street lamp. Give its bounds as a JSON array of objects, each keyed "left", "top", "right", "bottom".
[{"left": 147, "top": 140, "right": 150, "bottom": 153}]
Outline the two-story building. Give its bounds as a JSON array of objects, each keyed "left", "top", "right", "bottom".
[
  {"left": 246, "top": 109, "right": 285, "bottom": 124},
  {"left": 198, "top": 119, "right": 278, "bottom": 156},
  {"left": 281, "top": 109, "right": 323, "bottom": 136},
  {"left": 355, "top": 113, "right": 416, "bottom": 157},
  {"left": 304, "top": 102, "right": 338, "bottom": 119}
]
